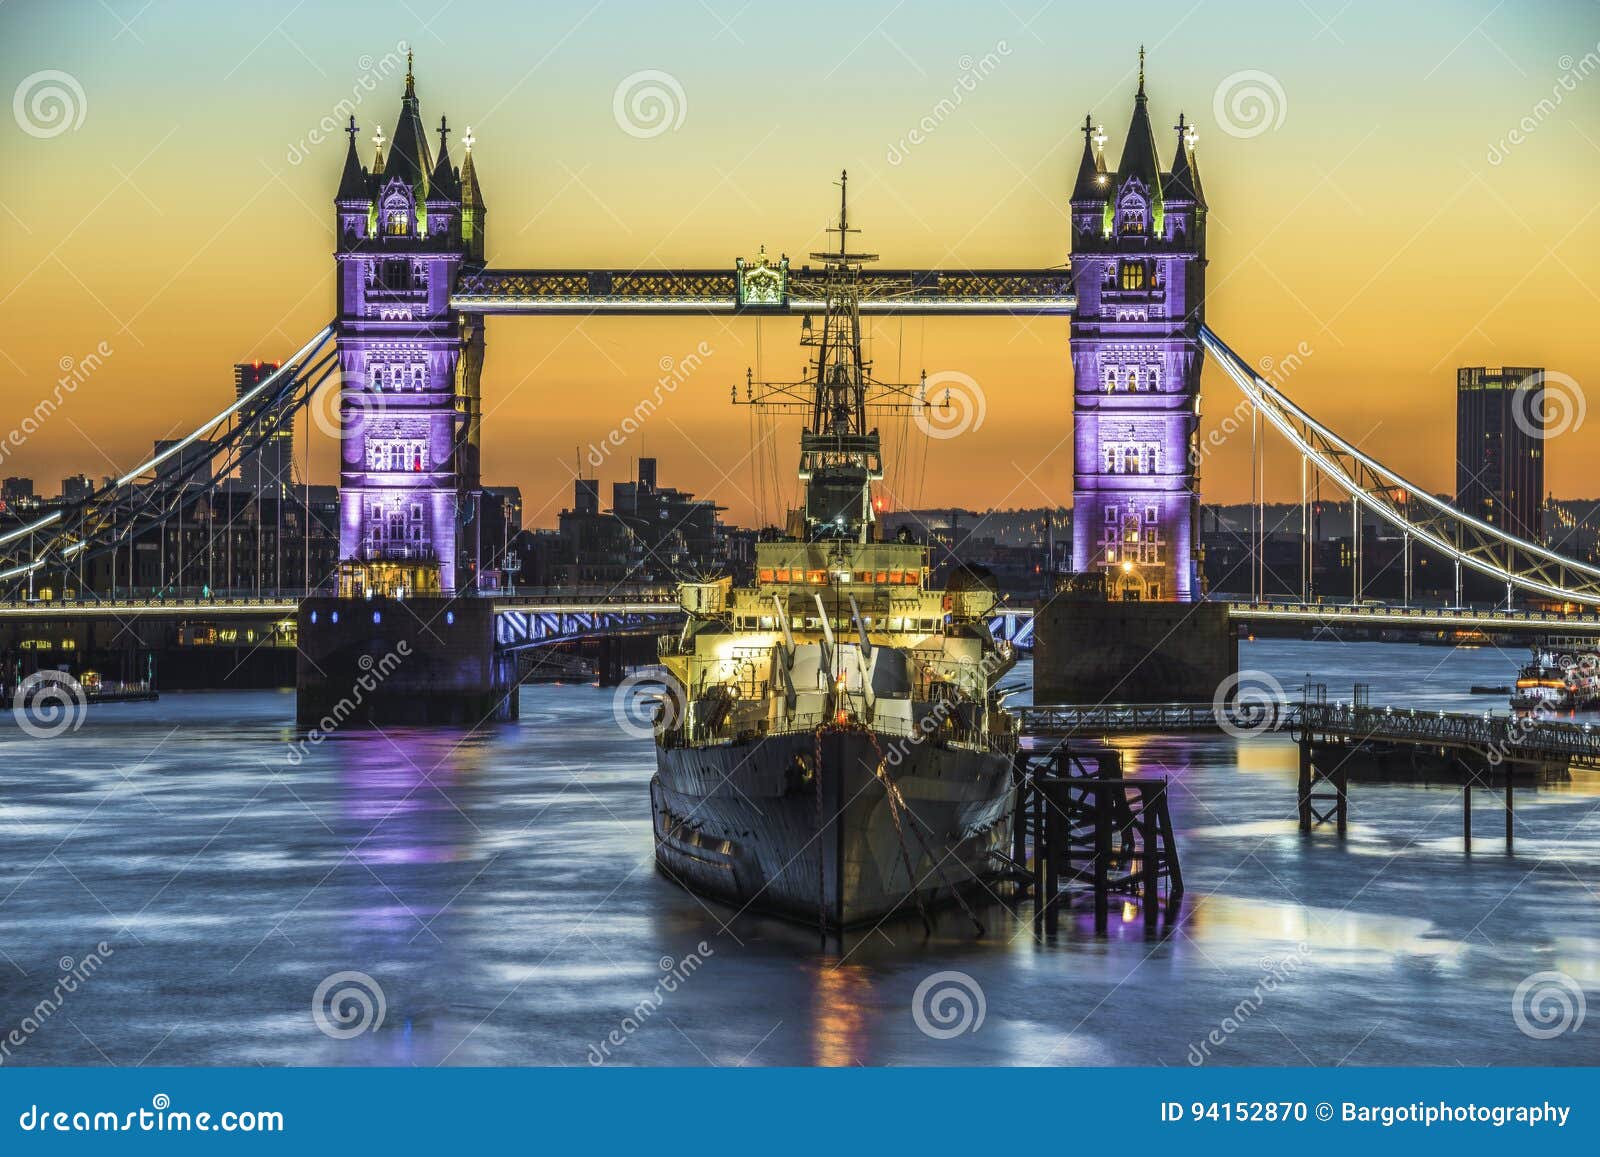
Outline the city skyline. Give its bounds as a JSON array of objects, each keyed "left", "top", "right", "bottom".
[{"left": 3, "top": 0, "right": 1598, "bottom": 531}]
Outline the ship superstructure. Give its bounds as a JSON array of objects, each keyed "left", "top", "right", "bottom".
[{"left": 649, "top": 175, "right": 1019, "bottom": 931}]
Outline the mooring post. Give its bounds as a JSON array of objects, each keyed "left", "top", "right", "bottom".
[
  {"left": 1093, "top": 782, "right": 1111, "bottom": 934},
  {"left": 1297, "top": 741, "right": 1312, "bottom": 834},
  {"left": 1504, "top": 763, "right": 1513, "bottom": 852},
  {"left": 1335, "top": 763, "right": 1348, "bottom": 837},
  {"left": 1044, "top": 786, "right": 1061, "bottom": 934},
  {"left": 1032, "top": 780, "right": 1046, "bottom": 931},
  {"left": 1011, "top": 755, "right": 1028, "bottom": 871},
  {"left": 1141, "top": 792, "right": 1158, "bottom": 933},
  {"left": 1463, "top": 778, "right": 1472, "bottom": 853}
]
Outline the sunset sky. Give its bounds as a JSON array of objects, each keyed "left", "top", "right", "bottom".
[{"left": 3, "top": 0, "right": 1598, "bottom": 529}]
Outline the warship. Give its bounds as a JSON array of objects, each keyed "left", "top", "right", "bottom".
[{"left": 649, "top": 174, "right": 1020, "bottom": 931}]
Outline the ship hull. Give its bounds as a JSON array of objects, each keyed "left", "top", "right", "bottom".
[{"left": 651, "top": 729, "right": 1015, "bottom": 930}]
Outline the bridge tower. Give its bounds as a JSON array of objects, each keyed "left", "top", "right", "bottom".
[
  {"left": 332, "top": 55, "right": 487, "bottom": 596},
  {"left": 1068, "top": 53, "right": 1207, "bottom": 601}
]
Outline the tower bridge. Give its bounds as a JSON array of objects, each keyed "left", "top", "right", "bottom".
[{"left": 2, "top": 53, "right": 1593, "bottom": 720}]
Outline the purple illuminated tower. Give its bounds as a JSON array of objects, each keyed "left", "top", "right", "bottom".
[
  {"left": 1069, "top": 54, "right": 1207, "bottom": 601},
  {"left": 332, "top": 55, "right": 487, "bottom": 596}
]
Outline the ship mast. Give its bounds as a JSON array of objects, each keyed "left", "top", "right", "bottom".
[{"left": 799, "top": 170, "right": 882, "bottom": 544}]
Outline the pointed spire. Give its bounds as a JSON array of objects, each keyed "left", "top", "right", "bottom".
[
  {"left": 461, "top": 125, "right": 487, "bottom": 263},
  {"left": 385, "top": 53, "right": 433, "bottom": 193},
  {"left": 461, "top": 126, "right": 485, "bottom": 208},
  {"left": 428, "top": 114, "right": 461, "bottom": 201},
  {"left": 1167, "top": 112, "right": 1203, "bottom": 204},
  {"left": 336, "top": 114, "right": 370, "bottom": 202},
  {"left": 1115, "top": 49, "right": 1162, "bottom": 196},
  {"left": 370, "top": 122, "right": 386, "bottom": 175},
  {"left": 1072, "top": 113, "right": 1108, "bottom": 201}
]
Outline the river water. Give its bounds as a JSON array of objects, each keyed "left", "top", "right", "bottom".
[{"left": 1, "top": 639, "right": 1596, "bottom": 1067}]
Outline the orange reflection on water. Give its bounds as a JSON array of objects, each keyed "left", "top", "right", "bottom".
[{"left": 812, "top": 960, "right": 872, "bottom": 1067}]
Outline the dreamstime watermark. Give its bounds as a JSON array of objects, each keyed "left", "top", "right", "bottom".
[
  {"left": 286, "top": 41, "right": 410, "bottom": 165},
  {"left": 612, "top": 672, "right": 681, "bottom": 740},
  {"left": 914, "top": 371, "right": 986, "bottom": 439},
  {"left": 885, "top": 41, "right": 1012, "bottom": 166},
  {"left": 13, "top": 70, "right": 87, "bottom": 139},
  {"left": 286, "top": 642, "right": 411, "bottom": 765},
  {"left": 1212, "top": 669, "right": 1289, "bottom": 738},
  {"left": 1509, "top": 370, "right": 1585, "bottom": 440},
  {"left": 612, "top": 70, "right": 687, "bottom": 139},
  {"left": 1190, "top": 341, "right": 1313, "bottom": 466},
  {"left": 1512, "top": 970, "right": 1586, "bottom": 1040},
  {"left": 308, "top": 372, "right": 391, "bottom": 442},
  {"left": 586, "top": 341, "right": 714, "bottom": 470},
  {"left": 0, "top": 341, "right": 114, "bottom": 469},
  {"left": 1185, "top": 942, "right": 1312, "bottom": 1064},
  {"left": 1212, "top": 69, "right": 1287, "bottom": 139},
  {"left": 311, "top": 970, "right": 386, "bottom": 1039},
  {"left": 912, "top": 970, "right": 986, "bottom": 1039},
  {"left": 11, "top": 671, "right": 88, "bottom": 739},
  {"left": 1488, "top": 45, "right": 1600, "bottom": 165},
  {"left": 586, "top": 943, "right": 714, "bottom": 1064},
  {"left": 883, "top": 645, "right": 1012, "bottom": 769},
  {"left": 0, "top": 944, "right": 114, "bottom": 1064}
]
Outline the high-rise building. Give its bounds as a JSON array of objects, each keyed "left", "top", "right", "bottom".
[
  {"left": 2, "top": 477, "right": 35, "bottom": 503},
  {"left": 60, "top": 474, "right": 93, "bottom": 503},
  {"left": 1068, "top": 56, "right": 1207, "bottom": 601},
  {"left": 235, "top": 361, "right": 295, "bottom": 495},
  {"left": 1456, "top": 366, "right": 1544, "bottom": 542}
]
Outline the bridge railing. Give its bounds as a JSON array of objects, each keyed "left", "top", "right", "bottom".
[{"left": 1228, "top": 601, "right": 1600, "bottom": 629}]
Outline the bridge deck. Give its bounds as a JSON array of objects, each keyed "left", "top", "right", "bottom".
[{"left": 452, "top": 268, "right": 1076, "bottom": 315}]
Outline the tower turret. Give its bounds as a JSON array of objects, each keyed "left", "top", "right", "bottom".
[
  {"left": 460, "top": 126, "right": 487, "bottom": 266},
  {"left": 1069, "top": 52, "right": 1207, "bottom": 601},
  {"left": 332, "top": 56, "right": 483, "bottom": 596}
]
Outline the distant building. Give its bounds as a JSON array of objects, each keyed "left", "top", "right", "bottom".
[
  {"left": 153, "top": 439, "right": 217, "bottom": 483},
  {"left": 2, "top": 477, "right": 35, "bottom": 503},
  {"left": 60, "top": 474, "right": 93, "bottom": 503},
  {"left": 234, "top": 361, "right": 295, "bottom": 494},
  {"left": 1456, "top": 366, "right": 1544, "bottom": 542},
  {"left": 610, "top": 457, "right": 724, "bottom": 579}
]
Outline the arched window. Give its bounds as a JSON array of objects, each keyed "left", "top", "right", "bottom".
[
  {"left": 1103, "top": 364, "right": 1117, "bottom": 392},
  {"left": 1103, "top": 447, "right": 1117, "bottom": 473},
  {"left": 1126, "top": 368, "right": 1140, "bottom": 391},
  {"left": 1119, "top": 192, "right": 1146, "bottom": 234},
  {"left": 1148, "top": 365, "right": 1162, "bottom": 391},
  {"left": 383, "top": 193, "right": 411, "bottom": 236},
  {"left": 1120, "top": 261, "right": 1146, "bottom": 291}
]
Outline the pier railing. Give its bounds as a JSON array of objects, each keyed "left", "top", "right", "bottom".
[
  {"left": 1013, "top": 700, "right": 1600, "bottom": 770},
  {"left": 1298, "top": 701, "right": 1600, "bottom": 769}
]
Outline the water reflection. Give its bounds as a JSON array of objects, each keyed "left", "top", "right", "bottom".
[
  {"left": 812, "top": 960, "right": 873, "bottom": 1066},
  {"left": 2, "top": 643, "right": 1597, "bottom": 1066}
]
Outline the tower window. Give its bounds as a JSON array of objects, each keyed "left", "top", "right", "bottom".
[
  {"left": 382, "top": 193, "right": 412, "bottom": 237},
  {"left": 1120, "top": 261, "right": 1146, "bottom": 291},
  {"left": 1119, "top": 193, "right": 1147, "bottom": 234},
  {"left": 367, "top": 437, "right": 429, "bottom": 472}
]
